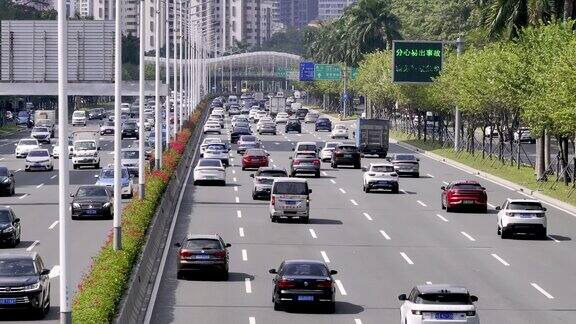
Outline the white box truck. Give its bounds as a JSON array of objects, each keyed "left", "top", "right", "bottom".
[
  {"left": 34, "top": 110, "right": 56, "bottom": 137},
  {"left": 72, "top": 131, "right": 101, "bottom": 169}
]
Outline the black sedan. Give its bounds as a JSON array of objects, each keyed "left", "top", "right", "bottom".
[
  {"left": 315, "top": 117, "right": 332, "bottom": 132},
  {"left": 174, "top": 234, "right": 231, "bottom": 280},
  {"left": 0, "top": 207, "right": 20, "bottom": 247},
  {"left": 0, "top": 167, "right": 15, "bottom": 196},
  {"left": 331, "top": 144, "right": 361, "bottom": 168},
  {"left": 70, "top": 186, "right": 114, "bottom": 220},
  {"left": 121, "top": 122, "right": 139, "bottom": 139},
  {"left": 285, "top": 118, "right": 301, "bottom": 133},
  {"left": 230, "top": 126, "right": 252, "bottom": 144},
  {"left": 270, "top": 260, "right": 337, "bottom": 313},
  {"left": 0, "top": 252, "right": 51, "bottom": 318}
]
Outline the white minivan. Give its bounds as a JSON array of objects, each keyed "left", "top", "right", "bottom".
[
  {"left": 72, "top": 110, "right": 87, "bottom": 126},
  {"left": 269, "top": 178, "right": 312, "bottom": 223}
]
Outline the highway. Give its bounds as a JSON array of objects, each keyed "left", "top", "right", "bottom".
[
  {"left": 0, "top": 119, "right": 135, "bottom": 322},
  {"left": 147, "top": 113, "right": 576, "bottom": 324}
]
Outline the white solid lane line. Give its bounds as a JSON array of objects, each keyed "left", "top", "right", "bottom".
[
  {"left": 239, "top": 227, "right": 245, "bottom": 237},
  {"left": 339, "top": 188, "right": 346, "bottom": 194},
  {"left": 48, "top": 220, "right": 59, "bottom": 230},
  {"left": 417, "top": 200, "right": 427, "bottom": 207},
  {"left": 427, "top": 173, "right": 434, "bottom": 178},
  {"left": 50, "top": 175, "right": 57, "bottom": 179},
  {"left": 48, "top": 265, "right": 60, "bottom": 279},
  {"left": 245, "top": 278, "right": 252, "bottom": 294},
  {"left": 36, "top": 183, "right": 44, "bottom": 189},
  {"left": 249, "top": 317, "right": 256, "bottom": 324},
  {"left": 436, "top": 214, "right": 449, "bottom": 222},
  {"left": 320, "top": 251, "right": 330, "bottom": 263},
  {"left": 330, "top": 179, "right": 336, "bottom": 184},
  {"left": 379, "top": 230, "right": 391, "bottom": 240},
  {"left": 350, "top": 199, "right": 358, "bottom": 206},
  {"left": 237, "top": 210, "right": 242, "bottom": 218},
  {"left": 363, "top": 212, "right": 373, "bottom": 221},
  {"left": 18, "top": 194, "right": 28, "bottom": 200},
  {"left": 309, "top": 228, "right": 318, "bottom": 239},
  {"left": 235, "top": 197, "right": 240, "bottom": 203},
  {"left": 241, "top": 249, "right": 248, "bottom": 261},
  {"left": 400, "top": 252, "right": 414, "bottom": 265},
  {"left": 26, "top": 240, "right": 39, "bottom": 251},
  {"left": 335, "top": 279, "right": 347, "bottom": 296},
  {"left": 491, "top": 253, "right": 510, "bottom": 266},
  {"left": 460, "top": 232, "right": 476, "bottom": 242},
  {"left": 530, "top": 283, "right": 554, "bottom": 299}
]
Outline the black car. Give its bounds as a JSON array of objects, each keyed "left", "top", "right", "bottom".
[
  {"left": 0, "top": 252, "right": 51, "bottom": 318},
  {"left": 331, "top": 144, "right": 361, "bottom": 168},
  {"left": 0, "top": 167, "right": 15, "bottom": 196},
  {"left": 230, "top": 126, "right": 252, "bottom": 144},
  {"left": 315, "top": 118, "right": 332, "bottom": 132},
  {"left": 121, "top": 122, "right": 139, "bottom": 139},
  {"left": 295, "top": 108, "right": 309, "bottom": 121},
  {"left": 228, "top": 107, "right": 241, "bottom": 116},
  {"left": 88, "top": 108, "right": 105, "bottom": 120},
  {"left": 240, "top": 107, "right": 251, "bottom": 115},
  {"left": 174, "top": 234, "right": 231, "bottom": 280},
  {"left": 270, "top": 260, "right": 337, "bottom": 313},
  {"left": 0, "top": 207, "right": 20, "bottom": 247},
  {"left": 285, "top": 118, "right": 301, "bottom": 133},
  {"left": 70, "top": 185, "right": 114, "bottom": 220}
]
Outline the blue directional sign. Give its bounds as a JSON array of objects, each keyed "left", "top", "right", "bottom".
[{"left": 299, "top": 62, "right": 315, "bottom": 81}]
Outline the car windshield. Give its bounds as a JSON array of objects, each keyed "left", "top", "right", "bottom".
[
  {"left": 339, "top": 145, "right": 357, "bottom": 151},
  {"left": 28, "top": 150, "right": 49, "bottom": 157},
  {"left": 273, "top": 182, "right": 308, "bottom": 195},
  {"left": 124, "top": 123, "right": 137, "bottom": 129},
  {"left": 0, "top": 168, "right": 8, "bottom": 177},
  {"left": 452, "top": 183, "right": 482, "bottom": 190},
  {"left": 122, "top": 151, "right": 138, "bottom": 159},
  {"left": 100, "top": 169, "right": 128, "bottom": 179},
  {"left": 372, "top": 165, "right": 394, "bottom": 172},
  {"left": 73, "top": 111, "right": 84, "bottom": 117},
  {"left": 0, "top": 210, "right": 11, "bottom": 223},
  {"left": 395, "top": 154, "right": 416, "bottom": 161},
  {"left": 258, "top": 170, "right": 287, "bottom": 177},
  {"left": 106, "top": 121, "right": 114, "bottom": 126},
  {"left": 297, "top": 144, "right": 316, "bottom": 151},
  {"left": 207, "top": 144, "right": 226, "bottom": 151},
  {"left": 283, "top": 263, "right": 328, "bottom": 276},
  {"left": 198, "top": 159, "right": 222, "bottom": 167},
  {"left": 76, "top": 187, "right": 108, "bottom": 197},
  {"left": 20, "top": 140, "right": 37, "bottom": 146},
  {"left": 296, "top": 153, "right": 316, "bottom": 159},
  {"left": 508, "top": 202, "right": 544, "bottom": 210},
  {"left": 0, "top": 259, "right": 36, "bottom": 276},
  {"left": 75, "top": 142, "right": 95, "bottom": 150},
  {"left": 416, "top": 293, "right": 472, "bottom": 305},
  {"left": 185, "top": 239, "right": 222, "bottom": 250},
  {"left": 18, "top": 111, "right": 29, "bottom": 117},
  {"left": 33, "top": 127, "right": 48, "bottom": 133},
  {"left": 325, "top": 143, "right": 339, "bottom": 149}
]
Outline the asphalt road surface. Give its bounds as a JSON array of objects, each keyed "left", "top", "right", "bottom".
[
  {"left": 0, "top": 119, "right": 140, "bottom": 322},
  {"left": 148, "top": 114, "right": 576, "bottom": 324}
]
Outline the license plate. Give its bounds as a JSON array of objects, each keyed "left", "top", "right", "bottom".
[
  {"left": 195, "top": 255, "right": 210, "bottom": 259},
  {"left": 0, "top": 298, "right": 17, "bottom": 305},
  {"left": 520, "top": 214, "right": 533, "bottom": 218},
  {"left": 434, "top": 312, "right": 453, "bottom": 320},
  {"left": 344, "top": 154, "right": 352, "bottom": 157},
  {"left": 285, "top": 200, "right": 297, "bottom": 205},
  {"left": 462, "top": 200, "right": 474, "bottom": 204},
  {"left": 86, "top": 209, "right": 97, "bottom": 215},
  {"left": 297, "top": 295, "right": 314, "bottom": 302},
  {"left": 205, "top": 176, "right": 215, "bottom": 179}
]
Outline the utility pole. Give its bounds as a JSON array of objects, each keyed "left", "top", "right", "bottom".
[
  {"left": 178, "top": 0, "right": 184, "bottom": 130},
  {"left": 454, "top": 36, "right": 464, "bottom": 152},
  {"left": 113, "top": 0, "right": 123, "bottom": 251},
  {"left": 57, "top": 0, "right": 71, "bottom": 321},
  {"left": 342, "top": 64, "right": 348, "bottom": 117},
  {"left": 172, "top": 0, "right": 179, "bottom": 137},
  {"left": 138, "top": 0, "right": 146, "bottom": 199},
  {"left": 154, "top": 0, "right": 161, "bottom": 169},
  {"left": 164, "top": 0, "right": 171, "bottom": 150}
]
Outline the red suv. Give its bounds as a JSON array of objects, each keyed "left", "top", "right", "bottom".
[
  {"left": 242, "top": 149, "right": 269, "bottom": 170},
  {"left": 441, "top": 180, "right": 487, "bottom": 213}
]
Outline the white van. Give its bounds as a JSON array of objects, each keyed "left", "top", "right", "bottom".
[
  {"left": 293, "top": 141, "right": 318, "bottom": 154},
  {"left": 72, "top": 110, "right": 87, "bottom": 126},
  {"left": 269, "top": 178, "right": 312, "bottom": 223}
]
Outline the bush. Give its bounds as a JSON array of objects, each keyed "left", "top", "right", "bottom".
[{"left": 72, "top": 98, "right": 210, "bottom": 323}]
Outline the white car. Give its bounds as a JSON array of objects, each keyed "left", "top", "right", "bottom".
[
  {"left": 275, "top": 112, "right": 289, "bottom": 124},
  {"left": 256, "top": 118, "right": 272, "bottom": 132},
  {"left": 254, "top": 111, "right": 267, "bottom": 122},
  {"left": 513, "top": 127, "right": 535, "bottom": 143},
  {"left": 52, "top": 139, "right": 74, "bottom": 159},
  {"left": 399, "top": 284, "right": 479, "bottom": 324},
  {"left": 25, "top": 149, "right": 53, "bottom": 171},
  {"left": 30, "top": 126, "right": 51, "bottom": 144},
  {"left": 331, "top": 124, "right": 349, "bottom": 139},
  {"left": 248, "top": 109, "right": 260, "bottom": 121},
  {"left": 193, "top": 158, "right": 226, "bottom": 185},
  {"left": 362, "top": 163, "right": 399, "bottom": 193},
  {"left": 208, "top": 115, "right": 224, "bottom": 128},
  {"left": 319, "top": 141, "right": 342, "bottom": 162},
  {"left": 496, "top": 198, "right": 547, "bottom": 239},
  {"left": 121, "top": 103, "right": 131, "bottom": 113},
  {"left": 232, "top": 116, "right": 250, "bottom": 128},
  {"left": 15, "top": 139, "right": 41, "bottom": 158},
  {"left": 100, "top": 120, "right": 115, "bottom": 135},
  {"left": 203, "top": 121, "right": 222, "bottom": 134},
  {"left": 72, "top": 110, "right": 87, "bottom": 126},
  {"left": 202, "top": 143, "right": 230, "bottom": 167},
  {"left": 200, "top": 138, "right": 222, "bottom": 157}
]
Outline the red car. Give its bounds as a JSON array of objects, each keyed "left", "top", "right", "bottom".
[
  {"left": 242, "top": 149, "right": 269, "bottom": 170},
  {"left": 441, "top": 180, "right": 487, "bottom": 213}
]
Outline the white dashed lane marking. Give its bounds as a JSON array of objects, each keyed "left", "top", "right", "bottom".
[
  {"left": 26, "top": 240, "right": 39, "bottom": 251},
  {"left": 309, "top": 228, "right": 317, "bottom": 239},
  {"left": 339, "top": 188, "right": 346, "bottom": 194},
  {"left": 18, "top": 194, "right": 28, "bottom": 200},
  {"left": 379, "top": 230, "right": 391, "bottom": 240},
  {"left": 330, "top": 179, "right": 336, "bottom": 184},
  {"left": 400, "top": 252, "right": 414, "bottom": 265},
  {"left": 460, "top": 232, "right": 476, "bottom": 242},
  {"left": 363, "top": 212, "right": 373, "bottom": 221},
  {"left": 238, "top": 227, "right": 245, "bottom": 237},
  {"left": 531, "top": 283, "right": 554, "bottom": 299},
  {"left": 436, "top": 214, "right": 449, "bottom": 222},
  {"left": 48, "top": 221, "right": 58, "bottom": 230},
  {"left": 416, "top": 200, "right": 427, "bottom": 207},
  {"left": 236, "top": 210, "right": 242, "bottom": 218},
  {"left": 36, "top": 183, "right": 44, "bottom": 189},
  {"left": 245, "top": 278, "right": 252, "bottom": 294},
  {"left": 491, "top": 254, "right": 510, "bottom": 266},
  {"left": 320, "top": 251, "right": 330, "bottom": 263},
  {"left": 350, "top": 199, "right": 358, "bottom": 206},
  {"left": 241, "top": 249, "right": 248, "bottom": 261}
]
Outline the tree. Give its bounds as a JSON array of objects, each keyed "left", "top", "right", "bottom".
[{"left": 0, "top": 0, "right": 56, "bottom": 20}]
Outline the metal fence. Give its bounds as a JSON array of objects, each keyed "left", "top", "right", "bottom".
[{"left": 114, "top": 106, "right": 209, "bottom": 324}]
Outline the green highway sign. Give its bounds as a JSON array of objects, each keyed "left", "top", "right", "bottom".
[
  {"left": 314, "top": 64, "right": 341, "bottom": 81},
  {"left": 349, "top": 68, "right": 358, "bottom": 80},
  {"left": 275, "top": 68, "right": 288, "bottom": 78},
  {"left": 392, "top": 41, "right": 443, "bottom": 83}
]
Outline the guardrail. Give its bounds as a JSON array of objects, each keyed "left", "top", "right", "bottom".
[{"left": 113, "top": 105, "right": 210, "bottom": 324}]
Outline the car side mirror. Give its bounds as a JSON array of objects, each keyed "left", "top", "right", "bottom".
[
  {"left": 40, "top": 269, "right": 50, "bottom": 276},
  {"left": 174, "top": 242, "right": 181, "bottom": 248},
  {"left": 249, "top": 174, "right": 254, "bottom": 178},
  {"left": 268, "top": 269, "right": 277, "bottom": 274},
  {"left": 225, "top": 243, "right": 231, "bottom": 248},
  {"left": 308, "top": 189, "right": 312, "bottom": 193},
  {"left": 69, "top": 193, "right": 75, "bottom": 197},
  {"left": 398, "top": 294, "right": 407, "bottom": 301},
  {"left": 470, "top": 295, "right": 478, "bottom": 302},
  {"left": 495, "top": 206, "right": 501, "bottom": 210},
  {"left": 13, "top": 218, "right": 20, "bottom": 223},
  {"left": 440, "top": 186, "right": 446, "bottom": 190},
  {"left": 361, "top": 166, "right": 367, "bottom": 172},
  {"left": 330, "top": 270, "right": 338, "bottom": 275},
  {"left": 291, "top": 147, "right": 294, "bottom": 151},
  {"left": 481, "top": 187, "right": 486, "bottom": 190},
  {"left": 288, "top": 156, "right": 293, "bottom": 160},
  {"left": 542, "top": 207, "right": 547, "bottom": 211},
  {"left": 94, "top": 174, "right": 99, "bottom": 178},
  {"left": 416, "top": 158, "right": 420, "bottom": 161}
]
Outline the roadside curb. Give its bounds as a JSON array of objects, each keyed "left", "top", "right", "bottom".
[{"left": 392, "top": 138, "right": 576, "bottom": 217}]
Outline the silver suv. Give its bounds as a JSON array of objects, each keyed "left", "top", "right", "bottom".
[
  {"left": 250, "top": 167, "right": 288, "bottom": 199},
  {"left": 269, "top": 178, "right": 312, "bottom": 223},
  {"left": 497, "top": 198, "right": 547, "bottom": 239}
]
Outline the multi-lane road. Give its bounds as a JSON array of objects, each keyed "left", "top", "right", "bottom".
[
  {"left": 146, "top": 112, "right": 576, "bottom": 324},
  {"left": 0, "top": 119, "right": 136, "bottom": 322}
]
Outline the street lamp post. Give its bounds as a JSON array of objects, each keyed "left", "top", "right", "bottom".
[
  {"left": 138, "top": 0, "right": 146, "bottom": 199},
  {"left": 454, "top": 36, "right": 463, "bottom": 152},
  {"left": 165, "top": 0, "right": 171, "bottom": 149},
  {"left": 113, "top": 0, "right": 123, "bottom": 251},
  {"left": 172, "top": 0, "right": 179, "bottom": 137},
  {"left": 178, "top": 0, "right": 184, "bottom": 131},
  {"left": 154, "top": 0, "right": 161, "bottom": 169}
]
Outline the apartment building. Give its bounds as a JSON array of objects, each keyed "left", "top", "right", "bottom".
[{"left": 317, "top": 0, "right": 355, "bottom": 21}]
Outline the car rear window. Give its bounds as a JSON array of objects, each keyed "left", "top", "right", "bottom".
[
  {"left": 296, "top": 153, "right": 316, "bottom": 159},
  {"left": 28, "top": 150, "right": 49, "bottom": 157},
  {"left": 297, "top": 144, "right": 316, "bottom": 151},
  {"left": 198, "top": 159, "right": 222, "bottom": 167},
  {"left": 241, "top": 136, "right": 256, "bottom": 142},
  {"left": 372, "top": 165, "right": 394, "bottom": 172},
  {"left": 416, "top": 293, "right": 472, "bottom": 305},
  {"left": 185, "top": 239, "right": 222, "bottom": 250},
  {"left": 273, "top": 181, "right": 308, "bottom": 195},
  {"left": 246, "top": 149, "right": 266, "bottom": 156},
  {"left": 395, "top": 154, "right": 416, "bottom": 161},
  {"left": 20, "top": 139, "right": 37, "bottom": 146},
  {"left": 258, "top": 170, "right": 287, "bottom": 177},
  {"left": 508, "top": 202, "right": 544, "bottom": 210},
  {"left": 122, "top": 150, "right": 139, "bottom": 159},
  {"left": 283, "top": 263, "right": 328, "bottom": 276},
  {"left": 338, "top": 145, "right": 357, "bottom": 151}
]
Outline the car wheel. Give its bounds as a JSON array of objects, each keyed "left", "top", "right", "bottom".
[
  {"left": 331, "top": 163, "right": 337, "bottom": 169},
  {"left": 414, "top": 173, "right": 420, "bottom": 178},
  {"left": 11, "top": 238, "right": 17, "bottom": 248},
  {"left": 480, "top": 205, "right": 488, "bottom": 213},
  {"left": 10, "top": 187, "right": 15, "bottom": 196},
  {"left": 176, "top": 271, "right": 185, "bottom": 280},
  {"left": 392, "top": 186, "right": 399, "bottom": 194},
  {"left": 354, "top": 163, "right": 361, "bottom": 169},
  {"left": 315, "top": 171, "right": 320, "bottom": 178},
  {"left": 326, "top": 302, "right": 336, "bottom": 314},
  {"left": 497, "top": 224, "right": 501, "bottom": 235},
  {"left": 273, "top": 300, "right": 282, "bottom": 311},
  {"left": 270, "top": 215, "right": 277, "bottom": 223},
  {"left": 539, "top": 229, "right": 548, "bottom": 240},
  {"left": 221, "top": 271, "right": 229, "bottom": 281},
  {"left": 501, "top": 227, "right": 510, "bottom": 239},
  {"left": 242, "top": 166, "right": 246, "bottom": 171},
  {"left": 446, "top": 205, "right": 452, "bottom": 213},
  {"left": 364, "top": 185, "right": 370, "bottom": 193},
  {"left": 95, "top": 162, "right": 100, "bottom": 169},
  {"left": 301, "top": 217, "right": 309, "bottom": 224}
]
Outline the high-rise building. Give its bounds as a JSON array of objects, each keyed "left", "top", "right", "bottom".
[
  {"left": 317, "top": 0, "right": 355, "bottom": 21},
  {"left": 278, "top": 0, "right": 317, "bottom": 29}
]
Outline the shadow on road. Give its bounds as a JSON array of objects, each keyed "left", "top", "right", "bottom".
[
  {"left": 0, "top": 306, "right": 59, "bottom": 321},
  {"left": 284, "top": 301, "right": 364, "bottom": 315}
]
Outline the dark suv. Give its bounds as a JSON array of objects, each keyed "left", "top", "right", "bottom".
[
  {"left": 0, "top": 252, "right": 51, "bottom": 318},
  {"left": 121, "top": 122, "right": 139, "bottom": 139},
  {"left": 0, "top": 207, "right": 21, "bottom": 247},
  {"left": 175, "top": 234, "right": 231, "bottom": 280},
  {"left": 285, "top": 118, "right": 301, "bottom": 133},
  {"left": 315, "top": 117, "right": 332, "bottom": 132},
  {"left": 331, "top": 144, "right": 361, "bottom": 168}
]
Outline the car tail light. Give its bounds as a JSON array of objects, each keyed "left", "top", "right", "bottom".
[
  {"left": 313, "top": 159, "right": 320, "bottom": 166},
  {"left": 316, "top": 279, "right": 333, "bottom": 288},
  {"left": 411, "top": 310, "right": 422, "bottom": 315},
  {"left": 271, "top": 196, "right": 276, "bottom": 206},
  {"left": 277, "top": 278, "right": 295, "bottom": 289},
  {"left": 213, "top": 250, "right": 226, "bottom": 258},
  {"left": 179, "top": 250, "right": 192, "bottom": 258},
  {"left": 466, "top": 311, "right": 476, "bottom": 316},
  {"left": 292, "top": 160, "right": 300, "bottom": 165}
]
